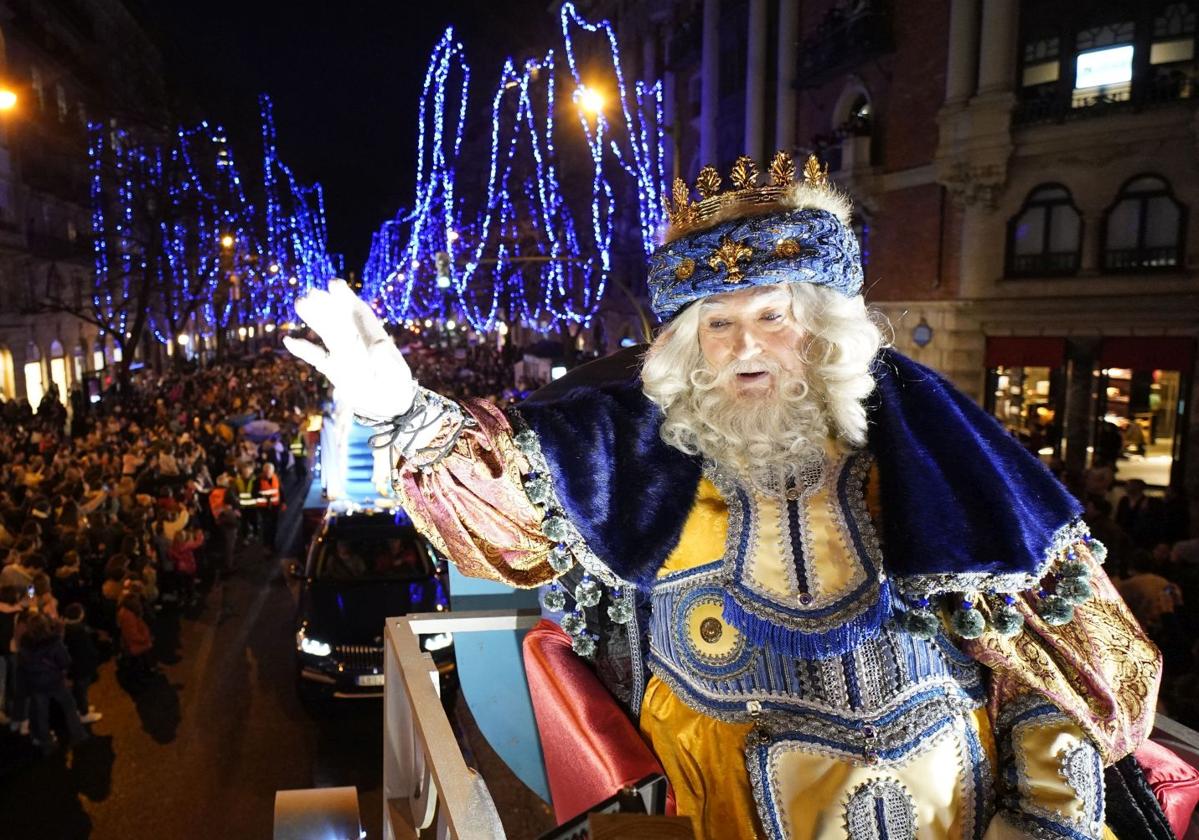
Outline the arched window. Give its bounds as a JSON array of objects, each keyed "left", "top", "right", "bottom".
[
  {"left": 1102, "top": 174, "right": 1187, "bottom": 270},
  {"left": 1006, "top": 184, "right": 1082, "bottom": 276}
]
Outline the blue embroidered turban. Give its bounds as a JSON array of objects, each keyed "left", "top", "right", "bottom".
[
  {"left": 647, "top": 207, "right": 864, "bottom": 321},
  {"left": 647, "top": 153, "right": 864, "bottom": 322}
]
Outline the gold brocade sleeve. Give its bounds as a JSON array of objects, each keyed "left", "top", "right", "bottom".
[
  {"left": 962, "top": 544, "right": 1162, "bottom": 767},
  {"left": 391, "top": 398, "right": 557, "bottom": 588}
]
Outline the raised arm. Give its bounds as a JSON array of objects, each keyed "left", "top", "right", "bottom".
[{"left": 285, "top": 280, "right": 556, "bottom": 587}]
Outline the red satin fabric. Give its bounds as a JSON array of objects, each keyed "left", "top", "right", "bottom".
[
  {"left": 523, "top": 619, "right": 666, "bottom": 823},
  {"left": 1137, "top": 739, "right": 1199, "bottom": 838}
]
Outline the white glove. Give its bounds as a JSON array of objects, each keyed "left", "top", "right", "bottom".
[{"left": 284, "top": 279, "right": 416, "bottom": 421}]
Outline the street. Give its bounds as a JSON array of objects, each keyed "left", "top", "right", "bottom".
[{"left": 0, "top": 491, "right": 385, "bottom": 840}]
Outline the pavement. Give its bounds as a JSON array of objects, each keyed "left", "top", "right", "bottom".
[{"left": 0, "top": 469, "right": 385, "bottom": 840}]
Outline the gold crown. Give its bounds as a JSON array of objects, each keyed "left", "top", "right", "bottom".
[{"left": 663, "top": 152, "right": 832, "bottom": 243}]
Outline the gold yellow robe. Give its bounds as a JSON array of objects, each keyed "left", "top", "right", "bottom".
[{"left": 391, "top": 399, "right": 1156, "bottom": 840}]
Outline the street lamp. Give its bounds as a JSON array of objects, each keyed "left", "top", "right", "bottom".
[
  {"left": 0, "top": 89, "right": 17, "bottom": 111},
  {"left": 577, "top": 85, "right": 605, "bottom": 117}
]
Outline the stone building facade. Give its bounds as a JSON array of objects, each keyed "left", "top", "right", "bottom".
[
  {"left": 602, "top": 0, "right": 1198, "bottom": 515},
  {"left": 0, "top": 0, "right": 165, "bottom": 407}
]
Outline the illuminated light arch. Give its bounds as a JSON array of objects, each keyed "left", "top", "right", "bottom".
[{"left": 362, "top": 2, "right": 667, "bottom": 332}]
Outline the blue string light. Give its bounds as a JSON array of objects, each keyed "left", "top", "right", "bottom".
[
  {"left": 361, "top": 2, "right": 667, "bottom": 334},
  {"left": 88, "top": 98, "right": 342, "bottom": 353}
]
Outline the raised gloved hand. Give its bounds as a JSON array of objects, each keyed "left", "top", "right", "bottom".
[{"left": 284, "top": 279, "right": 416, "bottom": 421}]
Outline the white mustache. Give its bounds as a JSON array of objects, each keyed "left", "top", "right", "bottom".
[{"left": 716, "top": 357, "right": 783, "bottom": 381}]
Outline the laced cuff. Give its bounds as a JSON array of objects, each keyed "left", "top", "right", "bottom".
[{"left": 355, "top": 388, "right": 472, "bottom": 467}]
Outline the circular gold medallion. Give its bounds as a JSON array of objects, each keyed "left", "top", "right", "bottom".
[
  {"left": 699, "top": 617, "right": 723, "bottom": 643},
  {"left": 675, "top": 258, "right": 696, "bottom": 280}
]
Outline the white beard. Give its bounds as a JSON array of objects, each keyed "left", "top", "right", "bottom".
[{"left": 671, "top": 358, "right": 831, "bottom": 492}]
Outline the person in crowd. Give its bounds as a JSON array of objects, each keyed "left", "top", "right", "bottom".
[
  {"left": 1115, "top": 549, "right": 1184, "bottom": 642},
  {"left": 256, "top": 461, "right": 282, "bottom": 553},
  {"left": 30, "top": 572, "right": 58, "bottom": 620},
  {"left": 129, "top": 556, "right": 159, "bottom": 607},
  {"left": 215, "top": 498, "right": 241, "bottom": 576},
  {"left": 1084, "top": 495, "right": 1136, "bottom": 578},
  {"left": 101, "top": 554, "right": 129, "bottom": 605},
  {"left": 0, "top": 549, "right": 42, "bottom": 591},
  {"left": 61, "top": 603, "right": 102, "bottom": 725},
  {"left": 53, "top": 549, "right": 88, "bottom": 610},
  {"left": 169, "top": 527, "right": 204, "bottom": 607},
  {"left": 232, "top": 461, "right": 259, "bottom": 544},
  {"left": 116, "top": 592, "right": 155, "bottom": 680},
  {"left": 1116, "top": 478, "right": 1163, "bottom": 549},
  {"left": 18, "top": 611, "right": 88, "bottom": 754},
  {"left": 0, "top": 584, "right": 23, "bottom": 725}
]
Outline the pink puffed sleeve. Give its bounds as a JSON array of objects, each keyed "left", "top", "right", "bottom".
[{"left": 391, "top": 398, "right": 557, "bottom": 588}]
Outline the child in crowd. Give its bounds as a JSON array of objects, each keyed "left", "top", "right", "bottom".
[
  {"left": 17, "top": 612, "right": 88, "bottom": 754},
  {"left": 169, "top": 528, "right": 204, "bottom": 607},
  {"left": 117, "top": 592, "right": 155, "bottom": 680}
]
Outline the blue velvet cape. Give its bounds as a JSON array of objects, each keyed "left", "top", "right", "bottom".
[{"left": 514, "top": 346, "right": 1082, "bottom": 596}]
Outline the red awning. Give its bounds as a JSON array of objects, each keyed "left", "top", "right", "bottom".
[
  {"left": 985, "top": 336, "right": 1067, "bottom": 368},
  {"left": 1099, "top": 337, "right": 1196, "bottom": 371}
]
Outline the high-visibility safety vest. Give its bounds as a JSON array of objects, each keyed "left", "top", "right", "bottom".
[{"left": 257, "top": 474, "right": 281, "bottom": 507}]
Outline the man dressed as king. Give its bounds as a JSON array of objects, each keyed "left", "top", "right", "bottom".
[{"left": 286, "top": 153, "right": 1163, "bottom": 840}]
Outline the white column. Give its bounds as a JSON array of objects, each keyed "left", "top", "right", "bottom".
[
  {"left": 701, "top": 0, "right": 720, "bottom": 166},
  {"left": 976, "top": 0, "right": 1019, "bottom": 95},
  {"left": 945, "top": 0, "right": 980, "bottom": 104},
  {"left": 745, "top": 0, "right": 767, "bottom": 161},
  {"left": 775, "top": 0, "right": 799, "bottom": 152}
]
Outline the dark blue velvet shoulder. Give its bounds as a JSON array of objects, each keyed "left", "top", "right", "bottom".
[
  {"left": 867, "top": 349, "right": 1082, "bottom": 591},
  {"left": 513, "top": 346, "right": 1082, "bottom": 595},
  {"left": 513, "top": 347, "right": 702, "bottom": 589}
]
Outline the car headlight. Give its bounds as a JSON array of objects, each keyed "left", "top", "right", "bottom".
[
  {"left": 296, "top": 628, "right": 332, "bottom": 657},
  {"left": 423, "top": 632, "right": 453, "bottom": 652}
]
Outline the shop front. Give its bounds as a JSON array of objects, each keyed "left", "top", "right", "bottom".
[
  {"left": 984, "top": 336, "right": 1068, "bottom": 458},
  {"left": 1093, "top": 336, "right": 1194, "bottom": 489}
]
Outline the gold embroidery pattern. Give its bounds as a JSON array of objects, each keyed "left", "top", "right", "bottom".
[
  {"left": 392, "top": 398, "right": 558, "bottom": 589},
  {"left": 964, "top": 552, "right": 1161, "bottom": 765}
]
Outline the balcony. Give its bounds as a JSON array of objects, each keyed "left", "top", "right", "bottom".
[
  {"left": 1103, "top": 245, "right": 1183, "bottom": 272},
  {"left": 1014, "top": 71, "right": 1198, "bottom": 127},
  {"left": 795, "top": 0, "right": 892, "bottom": 87},
  {"left": 1008, "top": 251, "right": 1081, "bottom": 277}
]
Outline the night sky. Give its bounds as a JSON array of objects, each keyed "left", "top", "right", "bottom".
[{"left": 153, "top": 0, "right": 560, "bottom": 273}]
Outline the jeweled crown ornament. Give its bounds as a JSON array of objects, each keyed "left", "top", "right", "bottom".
[
  {"left": 663, "top": 152, "right": 836, "bottom": 243},
  {"left": 648, "top": 151, "right": 863, "bottom": 320}
]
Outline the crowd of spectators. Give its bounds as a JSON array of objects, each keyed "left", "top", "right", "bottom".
[
  {"left": 399, "top": 340, "right": 528, "bottom": 404},
  {"left": 1077, "top": 469, "right": 1199, "bottom": 727},
  {"left": 0, "top": 350, "right": 323, "bottom": 757}
]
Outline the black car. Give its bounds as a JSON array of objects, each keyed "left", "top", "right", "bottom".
[{"left": 293, "top": 503, "right": 455, "bottom": 700}]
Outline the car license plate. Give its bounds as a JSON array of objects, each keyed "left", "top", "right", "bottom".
[{"left": 356, "top": 674, "right": 385, "bottom": 687}]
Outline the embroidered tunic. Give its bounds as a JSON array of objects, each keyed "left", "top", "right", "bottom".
[
  {"left": 640, "top": 468, "right": 996, "bottom": 839},
  {"left": 389, "top": 350, "right": 1159, "bottom": 840}
]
